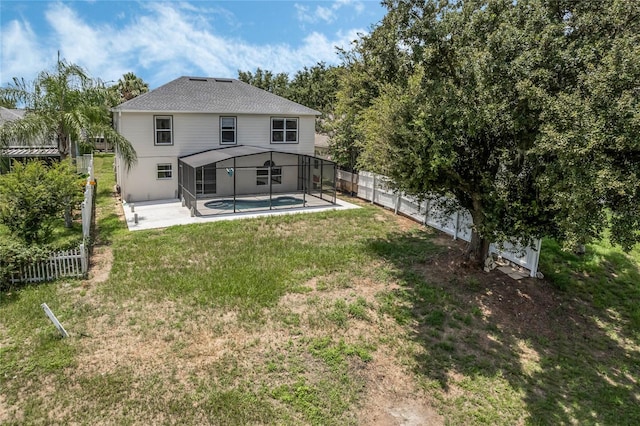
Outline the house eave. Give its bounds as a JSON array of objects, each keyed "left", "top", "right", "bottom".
[{"left": 112, "top": 108, "right": 321, "bottom": 116}]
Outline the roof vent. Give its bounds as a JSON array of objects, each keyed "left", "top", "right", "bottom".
[
  {"left": 189, "top": 78, "right": 208, "bottom": 82},
  {"left": 214, "top": 78, "right": 233, "bottom": 83}
]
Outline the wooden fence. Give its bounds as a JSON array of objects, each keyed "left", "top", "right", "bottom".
[
  {"left": 6, "top": 154, "right": 95, "bottom": 284},
  {"left": 340, "top": 170, "right": 541, "bottom": 277}
]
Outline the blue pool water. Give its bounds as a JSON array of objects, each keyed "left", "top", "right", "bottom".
[{"left": 203, "top": 196, "right": 304, "bottom": 210}]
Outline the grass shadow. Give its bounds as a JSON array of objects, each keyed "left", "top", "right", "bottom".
[
  {"left": 540, "top": 238, "right": 640, "bottom": 340},
  {"left": 367, "top": 231, "right": 640, "bottom": 424}
]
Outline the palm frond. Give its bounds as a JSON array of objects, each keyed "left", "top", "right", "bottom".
[{"left": 0, "top": 113, "right": 52, "bottom": 148}]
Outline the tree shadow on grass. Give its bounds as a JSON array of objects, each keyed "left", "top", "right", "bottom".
[
  {"left": 367, "top": 230, "right": 640, "bottom": 424},
  {"left": 0, "top": 289, "right": 20, "bottom": 308}
]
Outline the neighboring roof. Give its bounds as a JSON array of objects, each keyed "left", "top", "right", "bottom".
[
  {"left": 113, "top": 77, "right": 321, "bottom": 115},
  {"left": 314, "top": 133, "right": 330, "bottom": 149},
  {"left": 0, "top": 107, "right": 57, "bottom": 149},
  {"left": 0, "top": 107, "right": 26, "bottom": 124},
  {"left": 0, "top": 147, "right": 60, "bottom": 157}
]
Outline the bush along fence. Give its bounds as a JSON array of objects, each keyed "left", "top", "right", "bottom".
[
  {"left": 338, "top": 169, "right": 542, "bottom": 277},
  {"left": 7, "top": 154, "right": 95, "bottom": 285}
]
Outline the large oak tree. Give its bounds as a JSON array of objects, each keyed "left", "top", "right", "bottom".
[{"left": 335, "top": 0, "right": 640, "bottom": 265}]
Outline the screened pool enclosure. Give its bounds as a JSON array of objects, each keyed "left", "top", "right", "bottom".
[{"left": 178, "top": 146, "right": 337, "bottom": 216}]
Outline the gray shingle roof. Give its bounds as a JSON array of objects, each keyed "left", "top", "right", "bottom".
[
  {"left": 0, "top": 107, "right": 26, "bottom": 124},
  {"left": 112, "top": 77, "right": 321, "bottom": 115}
]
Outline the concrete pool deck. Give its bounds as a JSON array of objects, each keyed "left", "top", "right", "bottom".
[{"left": 122, "top": 196, "right": 360, "bottom": 231}]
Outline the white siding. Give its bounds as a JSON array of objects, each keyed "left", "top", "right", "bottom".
[
  {"left": 121, "top": 157, "right": 178, "bottom": 202},
  {"left": 214, "top": 152, "right": 300, "bottom": 196},
  {"left": 117, "top": 112, "right": 316, "bottom": 202}
]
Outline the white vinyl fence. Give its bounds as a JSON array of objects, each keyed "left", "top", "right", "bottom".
[
  {"left": 10, "top": 244, "right": 88, "bottom": 284},
  {"left": 76, "top": 153, "right": 94, "bottom": 175},
  {"left": 350, "top": 170, "right": 541, "bottom": 277},
  {"left": 81, "top": 159, "right": 95, "bottom": 241},
  {"left": 6, "top": 154, "right": 95, "bottom": 284}
]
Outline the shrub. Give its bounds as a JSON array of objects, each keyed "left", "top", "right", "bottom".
[
  {"left": 0, "top": 160, "right": 83, "bottom": 244},
  {"left": 0, "top": 239, "right": 50, "bottom": 290}
]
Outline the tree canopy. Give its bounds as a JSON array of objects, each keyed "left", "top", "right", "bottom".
[
  {"left": 288, "top": 63, "right": 341, "bottom": 127},
  {"left": 238, "top": 63, "right": 341, "bottom": 132},
  {"left": 0, "top": 57, "right": 137, "bottom": 168},
  {"left": 333, "top": 0, "right": 640, "bottom": 264},
  {"left": 108, "top": 72, "right": 149, "bottom": 105},
  {"left": 0, "top": 160, "right": 83, "bottom": 244},
  {"left": 238, "top": 68, "right": 290, "bottom": 97}
]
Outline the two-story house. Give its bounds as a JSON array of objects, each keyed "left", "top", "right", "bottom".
[{"left": 112, "top": 77, "right": 337, "bottom": 215}]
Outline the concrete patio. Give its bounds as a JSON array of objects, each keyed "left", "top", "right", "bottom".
[{"left": 121, "top": 196, "right": 360, "bottom": 231}]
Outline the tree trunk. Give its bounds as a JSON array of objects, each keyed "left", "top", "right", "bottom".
[
  {"left": 466, "top": 228, "right": 490, "bottom": 269},
  {"left": 64, "top": 196, "right": 72, "bottom": 228},
  {"left": 64, "top": 206, "right": 73, "bottom": 228},
  {"left": 465, "top": 198, "right": 490, "bottom": 268},
  {"left": 57, "top": 131, "right": 69, "bottom": 160}
]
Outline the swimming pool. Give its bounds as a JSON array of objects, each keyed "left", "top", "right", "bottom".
[{"left": 203, "top": 196, "right": 304, "bottom": 211}]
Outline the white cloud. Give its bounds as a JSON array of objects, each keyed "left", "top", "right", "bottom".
[
  {"left": 315, "top": 6, "right": 336, "bottom": 23},
  {"left": 294, "top": 4, "right": 313, "bottom": 23},
  {"left": 336, "top": 0, "right": 366, "bottom": 14},
  {"left": 294, "top": 0, "right": 366, "bottom": 24},
  {"left": 1, "top": 2, "right": 370, "bottom": 88},
  {"left": 0, "top": 20, "right": 50, "bottom": 84},
  {"left": 45, "top": 3, "right": 123, "bottom": 80}
]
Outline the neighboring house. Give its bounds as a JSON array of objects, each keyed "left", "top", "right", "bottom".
[
  {"left": 0, "top": 107, "right": 59, "bottom": 172},
  {"left": 91, "top": 135, "right": 113, "bottom": 152},
  {"left": 314, "top": 133, "right": 330, "bottom": 160},
  {"left": 112, "top": 76, "right": 337, "bottom": 214}
]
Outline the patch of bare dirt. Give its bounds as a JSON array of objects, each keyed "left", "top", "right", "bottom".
[
  {"left": 87, "top": 245, "right": 113, "bottom": 284},
  {"left": 0, "top": 393, "right": 10, "bottom": 424},
  {"left": 415, "top": 237, "right": 586, "bottom": 340},
  {"left": 356, "top": 344, "right": 444, "bottom": 426},
  {"left": 277, "top": 274, "right": 444, "bottom": 425}
]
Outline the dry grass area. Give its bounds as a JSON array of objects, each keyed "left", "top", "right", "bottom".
[
  {"left": 2, "top": 157, "right": 639, "bottom": 425},
  {"left": 69, "top": 208, "right": 444, "bottom": 425}
]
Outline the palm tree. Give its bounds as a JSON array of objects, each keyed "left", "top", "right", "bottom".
[
  {"left": 113, "top": 72, "right": 149, "bottom": 103},
  {"left": 0, "top": 56, "right": 136, "bottom": 168}
]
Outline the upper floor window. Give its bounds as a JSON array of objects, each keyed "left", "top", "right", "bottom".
[
  {"left": 220, "top": 116, "right": 236, "bottom": 145},
  {"left": 271, "top": 118, "right": 298, "bottom": 144},
  {"left": 155, "top": 116, "right": 173, "bottom": 145}
]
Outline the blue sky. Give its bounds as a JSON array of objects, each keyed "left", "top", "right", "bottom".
[{"left": 0, "top": 0, "right": 386, "bottom": 89}]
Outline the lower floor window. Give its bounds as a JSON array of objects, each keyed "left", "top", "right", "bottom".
[
  {"left": 257, "top": 160, "right": 281, "bottom": 185},
  {"left": 157, "top": 163, "right": 173, "bottom": 179}
]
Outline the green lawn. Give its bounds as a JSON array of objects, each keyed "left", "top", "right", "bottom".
[{"left": 1, "top": 154, "right": 639, "bottom": 424}]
